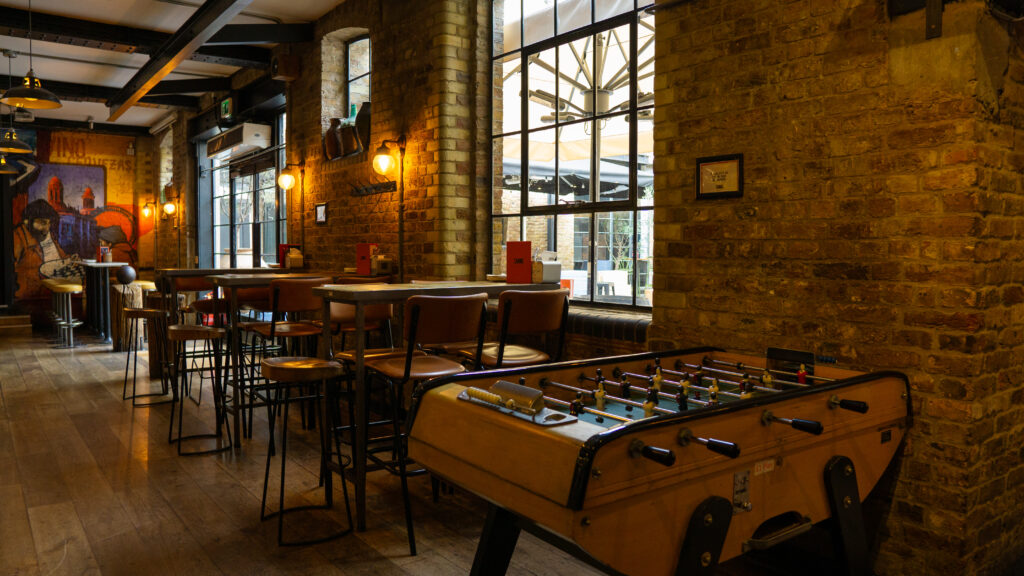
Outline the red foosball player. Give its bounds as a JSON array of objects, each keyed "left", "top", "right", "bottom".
[{"left": 797, "top": 364, "right": 807, "bottom": 384}]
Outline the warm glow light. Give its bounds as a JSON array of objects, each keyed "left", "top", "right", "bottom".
[
  {"left": 373, "top": 144, "right": 395, "bottom": 175},
  {"left": 141, "top": 203, "right": 152, "bottom": 218},
  {"left": 163, "top": 202, "right": 176, "bottom": 215},
  {"left": 277, "top": 172, "right": 295, "bottom": 190}
]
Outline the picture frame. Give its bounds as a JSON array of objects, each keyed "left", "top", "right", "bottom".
[
  {"left": 315, "top": 202, "right": 327, "bottom": 224},
  {"left": 696, "top": 153, "right": 743, "bottom": 200}
]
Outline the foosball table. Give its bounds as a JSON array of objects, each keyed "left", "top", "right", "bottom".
[{"left": 407, "top": 347, "right": 910, "bottom": 576}]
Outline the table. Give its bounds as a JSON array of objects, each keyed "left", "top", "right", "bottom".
[
  {"left": 81, "top": 261, "right": 128, "bottom": 343},
  {"left": 311, "top": 281, "right": 560, "bottom": 531},
  {"left": 208, "top": 272, "right": 332, "bottom": 447}
]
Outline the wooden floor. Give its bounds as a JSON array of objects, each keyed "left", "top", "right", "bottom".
[
  {"left": 0, "top": 332, "right": 610, "bottom": 576},
  {"left": 0, "top": 331, "right": 842, "bottom": 576}
]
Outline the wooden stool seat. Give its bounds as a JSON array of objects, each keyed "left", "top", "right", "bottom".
[
  {"left": 477, "top": 344, "right": 550, "bottom": 367},
  {"left": 365, "top": 354, "right": 467, "bottom": 381},
  {"left": 133, "top": 280, "right": 158, "bottom": 292},
  {"left": 49, "top": 282, "right": 83, "bottom": 293},
  {"left": 124, "top": 308, "right": 166, "bottom": 320},
  {"left": 334, "top": 347, "right": 425, "bottom": 364},
  {"left": 250, "top": 321, "right": 322, "bottom": 339},
  {"left": 261, "top": 356, "right": 344, "bottom": 383},
  {"left": 168, "top": 324, "right": 226, "bottom": 341}
]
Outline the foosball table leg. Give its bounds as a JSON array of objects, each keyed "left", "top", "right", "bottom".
[
  {"left": 824, "top": 455, "right": 872, "bottom": 576},
  {"left": 470, "top": 505, "right": 522, "bottom": 576},
  {"left": 674, "top": 496, "right": 732, "bottom": 576}
]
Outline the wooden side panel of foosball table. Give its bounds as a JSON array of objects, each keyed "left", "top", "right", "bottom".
[
  {"left": 570, "top": 372, "right": 908, "bottom": 576},
  {"left": 408, "top": 383, "right": 600, "bottom": 535}
]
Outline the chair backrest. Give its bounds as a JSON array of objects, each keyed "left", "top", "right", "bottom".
[
  {"left": 497, "top": 289, "right": 569, "bottom": 365},
  {"left": 173, "top": 276, "right": 215, "bottom": 292},
  {"left": 270, "top": 277, "right": 330, "bottom": 315},
  {"left": 404, "top": 293, "right": 488, "bottom": 348}
]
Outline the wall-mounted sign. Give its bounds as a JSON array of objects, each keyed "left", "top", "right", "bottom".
[
  {"left": 696, "top": 153, "right": 743, "bottom": 200},
  {"left": 219, "top": 97, "right": 234, "bottom": 123}
]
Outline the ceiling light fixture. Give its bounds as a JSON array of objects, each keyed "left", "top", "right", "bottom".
[
  {"left": 0, "top": 0, "right": 62, "bottom": 110},
  {"left": 0, "top": 155, "right": 18, "bottom": 175},
  {"left": 0, "top": 51, "right": 33, "bottom": 156}
]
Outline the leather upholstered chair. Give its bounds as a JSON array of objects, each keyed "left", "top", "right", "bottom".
[{"left": 458, "top": 288, "right": 569, "bottom": 369}]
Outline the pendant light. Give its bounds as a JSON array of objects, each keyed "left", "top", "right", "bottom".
[
  {"left": 0, "top": 51, "right": 33, "bottom": 155},
  {"left": 0, "top": 0, "right": 61, "bottom": 110},
  {"left": 0, "top": 155, "right": 18, "bottom": 175}
]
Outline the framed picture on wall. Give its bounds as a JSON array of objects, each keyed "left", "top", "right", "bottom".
[
  {"left": 696, "top": 153, "right": 743, "bottom": 200},
  {"left": 315, "top": 202, "right": 327, "bottom": 224}
]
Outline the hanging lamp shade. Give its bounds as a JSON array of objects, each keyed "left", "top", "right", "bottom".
[
  {"left": 1, "top": 70, "right": 61, "bottom": 110},
  {"left": 0, "top": 155, "right": 18, "bottom": 175},
  {"left": 0, "top": 129, "right": 32, "bottom": 155}
]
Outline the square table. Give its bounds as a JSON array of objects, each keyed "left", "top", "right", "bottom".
[{"left": 312, "top": 281, "right": 560, "bottom": 531}]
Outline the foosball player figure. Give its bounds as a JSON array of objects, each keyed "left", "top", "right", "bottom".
[
  {"left": 676, "top": 390, "right": 688, "bottom": 411},
  {"left": 594, "top": 379, "right": 607, "bottom": 410},
  {"left": 621, "top": 376, "right": 632, "bottom": 401},
  {"left": 761, "top": 372, "right": 775, "bottom": 390},
  {"left": 570, "top": 393, "right": 584, "bottom": 416},
  {"left": 797, "top": 364, "right": 807, "bottom": 384},
  {"left": 739, "top": 374, "right": 753, "bottom": 400},
  {"left": 643, "top": 387, "right": 659, "bottom": 418},
  {"left": 707, "top": 378, "right": 720, "bottom": 406},
  {"left": 652, "top": 366, "right": 664, "bottom": 392}
]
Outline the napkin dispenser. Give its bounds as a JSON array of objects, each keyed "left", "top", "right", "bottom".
[{"left": 532, "top": 261, "right": 561, "bottom": 283}]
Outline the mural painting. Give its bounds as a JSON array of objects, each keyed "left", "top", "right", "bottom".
[{"left": 11, "top": 130, "right": 142, "bottom": 300}]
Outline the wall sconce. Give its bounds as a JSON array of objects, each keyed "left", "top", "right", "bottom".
[
  {"left": 372, "top": 135, "right": 406, "bottom": 282},
  {"left": 277, "top": 161, "right": 304, "bottom": 191},
  {"left": 141, "top": 202, "right": 154, "bottom": 218},
  {"left": 162, "top": 201, "right": 177, "bottom": 216}
]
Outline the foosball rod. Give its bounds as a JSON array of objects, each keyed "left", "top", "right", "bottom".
[
  {"left": 662, "top": 362, "right": 808, "bottom": 389},
  {"left": 542, "top": 395, "right": 632, "bottom": 423},
  {"left": 573, "top": 374, "right": 713, "bottom": 406},
  {"left": 700, "top": 356, "right": 836, "bottom": 383},
  {"left": 541, "top": 378, "right": 678, "bottom": 415},
  {"left": 616, "top": 369, "right": 763, "bottom": 399}
]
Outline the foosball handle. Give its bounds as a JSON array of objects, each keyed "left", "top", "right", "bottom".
[
  {"left": 629, "top": 439, "right": 676, "bottom": 467},
  {"left": 829, "top": 395, "right": 869, "bottom": 413},
  {"left": 706, "top": 439, "right": 741, "bottom": 459},
  {"left": 791, "top": 419, "right": 824, "bottom": 435}
]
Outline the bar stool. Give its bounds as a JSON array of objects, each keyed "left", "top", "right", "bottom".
[
  {"left": 167, "top": 323, "right": 231, "bottom": 455},
  {"left": 260, "top": 356, "right": 352, "bottom": 546},
  {"left": 122, "top": 307, "right": 171, "bottom": 406},
  {"left": 45, "top": 279, "right": 83, "bottom": 348}
]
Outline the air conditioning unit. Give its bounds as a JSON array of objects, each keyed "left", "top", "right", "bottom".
[{"left": 206, "top": 123, "right": 271, "bottom": 160}]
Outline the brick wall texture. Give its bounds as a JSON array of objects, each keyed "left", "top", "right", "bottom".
[{"left": 651, "top": 1, "right": 1024, "bottom": 574}]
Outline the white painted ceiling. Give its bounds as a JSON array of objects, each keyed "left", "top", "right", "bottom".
[{"left": 0, "top": 0, "right": 344, "bottom": 127}]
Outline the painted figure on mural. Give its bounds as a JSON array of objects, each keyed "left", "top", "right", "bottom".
[{"left": 13, "top": 199, "right": 83, "bottom": 298}]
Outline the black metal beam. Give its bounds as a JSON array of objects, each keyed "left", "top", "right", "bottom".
[
  {"left": 108, "top": 0, "right": 255, "bottom": 121},
  {"left": 0, "top": 75, "right": 198, "bottom": 109},
  {"left": 206, "top": 23, "right": 313, "bottom": 45},
  {"left": 0, "top": 6, "right": 270, "bottom": 69},
  {"left": 887, "top": 0, "right": 952, "bottom": 18},
  {"left": 148, "top": 77, "right": 233, "bottom": 95},
  {"left": 2, "top": 115, "right": 150, "bottom": 137}
]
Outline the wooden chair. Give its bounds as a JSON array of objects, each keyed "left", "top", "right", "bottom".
[
  {"left": 363, "top": 292, "right": 489, "bottom": 556},
  {"left": 457, "top": 289, "right": 569, "bottom": 369}
]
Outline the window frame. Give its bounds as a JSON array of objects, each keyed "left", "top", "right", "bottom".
[
  {"left": 346, "top": 35, "right": 371, "bottom": 116},
  {"left": 490, "top": 1, "right": 654, "bottom": 309}
]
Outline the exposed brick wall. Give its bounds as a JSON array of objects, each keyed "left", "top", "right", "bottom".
[
  {"left": 283, "top": 0, "right": 489, "bottom": 280},
  {"left": 652, "top": 1, "right": 1023, "bottom": 574}
]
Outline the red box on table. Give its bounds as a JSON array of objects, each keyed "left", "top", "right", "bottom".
[
  {"left": 357, "top": 243, "right": 378, "bottom": 275},
  {"left": 506, "top": 241, "right": 532, "bottom": 284}
]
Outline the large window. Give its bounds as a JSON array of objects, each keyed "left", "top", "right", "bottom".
[
  {"left": 492, "top": 0, "right": 654, "bottom": 307},
  {"left": 347, "top": 37, "right": 371, "bottom": 116},
  {"left": 206, "top": 112, "right": 288, "bottom": 269}
]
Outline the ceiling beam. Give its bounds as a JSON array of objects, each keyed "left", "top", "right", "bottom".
[
  {"left": 107, "top": 0, "right": 255, "bottom": 122},
  {"left": 3, "top": 115, "right": 150, "bottom": 137},
  {"left": 0, "top": 6, "right": 270, "bottom": 69},
  {"left": 148, "top": 77, "right": 233, "bottom": 95},
  {"left": 0, "top": 75, "right": 198, "bottom": 109},
  {"left": 206, "top": 23, "right": 313, "bottom": 45}
]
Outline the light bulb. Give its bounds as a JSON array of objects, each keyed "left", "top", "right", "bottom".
[
  {"left": 373, "top": 148, "right": 395, "bottom": 175},
  {"left": 142, "top": 204, "right": 152, "bottom": 218},
  {"left": 163, "top": 202, "right": 176, "bottom": 215},
  {"left": 277, "top": 172, "right": 295, "bottom": 190}
]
